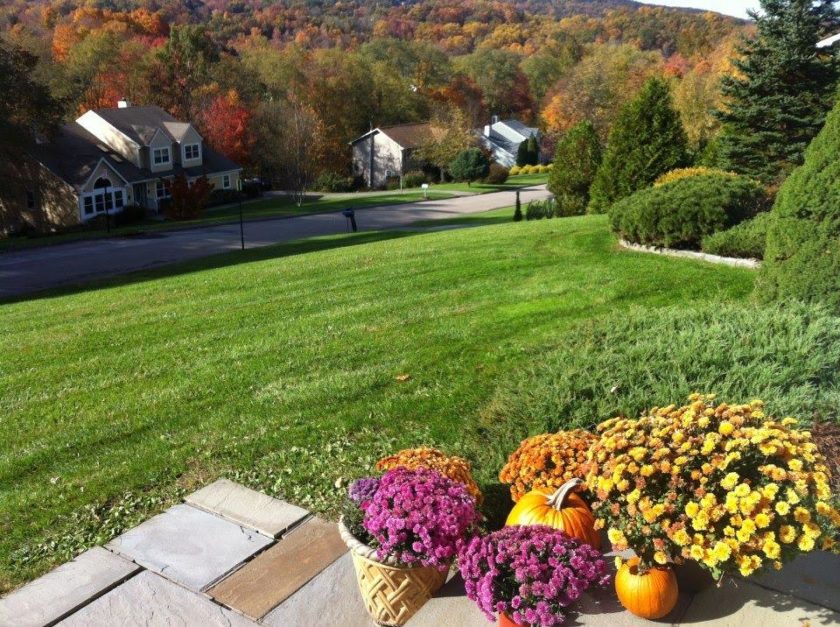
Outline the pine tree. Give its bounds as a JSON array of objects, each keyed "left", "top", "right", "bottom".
[
  {"left": 588, "top": 78, "right": 688, "bottom": 213},
  {"left": 716, "top": 0, "right": 839, "bottom": 184},
  {"left": 548, "top": 121, "right": 602, "bottom": 216},
  {"left": 526, "top": 133, "right": 540, "bottom": 165},
  {"left": 450, "top": 148, "right": 490, "bottom": 186},
  {"left": 757, "top": 96, "right": 840, "bottom": 311},
  {"left": 516, "top": 140, "right": 530, "bottom": 167}
]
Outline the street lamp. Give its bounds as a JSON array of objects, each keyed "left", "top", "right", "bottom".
[{"left": 238, "top": 177, "right": 244, "bottom": 251}]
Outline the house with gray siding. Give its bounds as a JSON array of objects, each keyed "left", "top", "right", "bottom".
[{"left": 350, "top": 123, "right": 434, "bottom": 188}]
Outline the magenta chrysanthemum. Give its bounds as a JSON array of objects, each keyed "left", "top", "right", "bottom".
[
  {"left": 459, "top": 525, "right": 611, "bottom": 626},
  {"left": 363, "top": 467, "right": 479, "bottom": 570}
]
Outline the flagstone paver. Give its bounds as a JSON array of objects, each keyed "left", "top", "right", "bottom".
[
  {"left": 185, "top": 478, "right": 309, "bottom": 538},
  {"left": 680, "top": 577, "right": 840, "bottom": 626},
  {"left": 748, "top": 550, "right": 840, "bottom": 612},
  {"left": 0, "top": 547, "right": 140, "bottom": 627},
  {"left": 261, "top": 554, "right": 372, "bottom": 626},
  {"left": 209, "top": 517, "right": 346, "bottom": 619},
  {"left": 106, "top": 503, "right": 272, "bottom": 592},
  {"left": 58, "top": 570, "right": 258, "bottom": 626}
]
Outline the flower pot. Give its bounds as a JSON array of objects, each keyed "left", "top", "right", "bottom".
[
  {"left": 500, "top": 613, "right": 530, "bottom": 627},
  {"left": 338, "top": 520, "right": 448, "bottom": 626},
  {"left": 615, "top": 557, "right": 679, "bottom": 620},
  {"left": 674, "top": 559, "right": 716, "bottom": 593}
]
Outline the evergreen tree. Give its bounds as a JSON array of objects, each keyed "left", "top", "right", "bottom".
[
  {"left": 757, "top": 96, "right": 840, "bottom": 311},
  {"left": 548, "top": 121, "right": 602, "bottom": 216},
  {"left": 450, "top": 148, "right": 490, "bottom": 186},
  {"left": 526, "top": 133, "right": 540, "bottom": 165},
  {"left": 516, "top": 140, "right": 530, "bottom": 167},
  {"left": 588, "top": 78, "right": 688, "bottom": 213},
  {"left": 716, "top": 0, "right": 839, "bottom": 184}
]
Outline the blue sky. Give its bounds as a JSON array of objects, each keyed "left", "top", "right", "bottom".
[{"left": 637, "top": 1, "right": 760, "bottom": 19}]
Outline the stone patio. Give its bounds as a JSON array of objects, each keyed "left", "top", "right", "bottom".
[{"left": 2, "top": 478, "right": 839, "bottom": 626}]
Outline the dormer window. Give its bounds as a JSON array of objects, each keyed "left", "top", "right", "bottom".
[
  {"left": 153, "top": 147, "right": 171, "bottom": 166},
  {"left": 184, "top": 143, "right": 200, "bottom": 161}
]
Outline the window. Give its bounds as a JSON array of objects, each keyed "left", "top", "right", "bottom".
[
  {"left": 83, "top": 196, "right": 94, "bottom": 215},
  {"left": 25, "top": 190, "right": 35, "bottom": 210},
  {"left": 156, "top": 180, "right": 171, "bottom": 199},
  {"left": 222, "top": 174, "right": 231, "bottom": 189},
  {"left": 184, "top": 143, "right": 200, "bottom": 160},
  {"left": 153, "top": 147, "right": 171, "bottom": 166},
  {"left": 80, "top": 183, "right": 125, "bottom": 221},
  {"left": 114, "top": 190, "right": 124, "bottom": 208}
]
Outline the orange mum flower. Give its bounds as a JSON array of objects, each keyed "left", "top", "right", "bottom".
[{"left": 376, "top": 447, "right": 483, "bottom": 503}]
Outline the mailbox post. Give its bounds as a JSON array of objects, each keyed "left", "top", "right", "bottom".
[
  {"left": 421, "top": 183, "right": 429, "bottom": 199},
  {"left": 342, "top": 208, "right": 357, "bottom": 232}
]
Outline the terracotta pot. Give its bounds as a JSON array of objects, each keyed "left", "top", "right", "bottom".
[
  {"left": 615, "top": 557, "right": 679, "bottom": 620},
  {"left": 338, "top": 519, "right": 447, "bottom": 626},
  {"left": 499, "top": 613, "right": 530, "bottom": 627}
]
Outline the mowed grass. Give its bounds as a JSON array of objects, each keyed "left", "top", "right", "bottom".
[{"left": 0, "top": 215, "right": 754, "bottom": 590}]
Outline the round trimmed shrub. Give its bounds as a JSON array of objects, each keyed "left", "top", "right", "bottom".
[
  {"left": 480, "top": 302, "right": 840, "bottom": 441},
  {"left": 758, "top": 96, "right": 840, "bottom": 312},
  {"left": 701, "top": 211, "right": 772, "bottom": 259},
  {"left": 509, "top": 165, "right": 522, "bottom": 176},
  {"left": 609, "top": 173, "right": 766, "bottom": 249},
  {"left": 402, "top": 171, "right": 427, "bottom": 188},
  {"left": 485, "top": 163, "right": 509, "bottom": 184}
]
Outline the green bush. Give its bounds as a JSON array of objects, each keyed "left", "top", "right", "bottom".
[
  {"left": 314, "top": 171, "right": 355, "bottom": 193},
  {"left": 548, "top": 121, "right": 601, "bottom": 217},
  {"left": 402, "top": 171, "right": 428, "bottom": 188},
  {"left": 479, "top": 303, "right": 840, "bottom": 447},
  {"left": 450, "top": 148, "right": 490, "bottom": 186},
  {"left": 609, "top": 173, "right": 765, "bottom": 249},
  {"left": 758, "top": 97, "right": 840, "bottom": 312},
  {"left": 702, "top": 211, "right": 772, "bottom": 260},
  {"left": 485, "top": 163, "right": 509, "bottom": 184},
  {"left": 588, "top": 78, "right": 689, "bottom": 213},
  {"left": 525, "top": 198, "right": 556, "bottom": 220}
]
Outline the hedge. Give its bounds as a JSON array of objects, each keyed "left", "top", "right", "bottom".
[{"left": 701, "top": 211, "right": 772, "bottom": 260}]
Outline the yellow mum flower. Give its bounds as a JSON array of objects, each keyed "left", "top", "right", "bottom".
[
  {"left": 816, "top": 502, "right": 831, "bottom": 516},
  {"left": 786, "top": 488, "right": 800, "bottom": 505},
  {"left": 803, "top": 522, "right": 822, "bottom": 539},
  {"left": 719, "top": 421, "right": 735, "bottom": 436},
  {"left": 640, "top": 464, "right": 655, "bottom": 477},
  {"left": 654, "top": 551, "right": 668, "bottom": 565},
  {"left": 761, "top": 483, "right": 779, "bottom": 500},
  {"left": 734, "top": 483, "right": 751, "bottom": 498},
  {"left": 798, "top": 535, "right": 815, "bottom": 552},
  {"left": 712, "top": 541, "right": 732, "bottom": 562},
  {"left": 614, "top": 556, "right": 624, "bottom": 570},
  {"left": 721, "top": 472, "right": 739, "bottom": 490},
  {"left": 723, "top": 526, "right": 735, "bottom": 537},
  {"left": 775, "top": 501, "right": 791, "bottom": 516},
  {"left": 685, "top": 502, "right": 700, "bottom": 518},
  {"left": 779, "top": 525, "right": 796, "bottom": 544},
  {"left": 794, "top": 507, "right": 811, "bottom": 523},
  {"left": 754, "top": 513, "right": 771, "bottom": 529},
  {"left": 690, "top": 545, "right": 704, "bottom": 560},
  {"left": 607, "top": 528, "right": 626, "bottom": 545},
  {"left": 763, "top": 540, "right": 781, "bottom": 560},
  {"left": 673, "top": 529, "right": 691, "bottom": 546},
  {"left": 627, "top": 489, "right": 641, "bottom": 504},
  {"left": 788, "top": 459, "right": 803, "bottom": 472},
  {"left": 741, "top": 519, "right": 757, "bottom": 534}
]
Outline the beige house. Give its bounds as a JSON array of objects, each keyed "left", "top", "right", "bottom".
[
  {"left": 350, "top": 123, "right": 433, "bottom": 188},
  {"left": 3, "top": 101, "right": 241, "bottom": 233}
]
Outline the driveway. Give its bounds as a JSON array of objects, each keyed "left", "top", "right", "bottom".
[{"left": 0, "top": 186, "right": 550, "bottom": 299}]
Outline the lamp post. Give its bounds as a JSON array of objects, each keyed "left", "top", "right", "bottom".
[{"left": 238, "top": 177, "right": 244, "bottom": 251}]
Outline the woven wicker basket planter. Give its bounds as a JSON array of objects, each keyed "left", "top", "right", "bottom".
[{"left": 338, "top": 520, "right": 448, "bottom": 626}]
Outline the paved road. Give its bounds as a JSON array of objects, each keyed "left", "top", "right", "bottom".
[{"left": 0, "top": 186, "right": 550, "bottom": 299}]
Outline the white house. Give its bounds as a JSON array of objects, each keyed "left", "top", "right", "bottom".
[
  {"left": 350, "top": 123, "right": 436, "bottom": 188},
  {"left": 476, "top": 117, "right": 540, "bottom": 168}
]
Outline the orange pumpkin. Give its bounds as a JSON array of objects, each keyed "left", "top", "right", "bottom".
[
  {"left": 615, "top": 557, "right": 678, "bottom": 620},
  {"left": 505, "top": 478, "right": 601, "bottom": 549}
]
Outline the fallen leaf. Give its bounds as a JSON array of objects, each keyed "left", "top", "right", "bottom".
[{"left": 395, "top": 374, "right": 411, "bottom": 382}]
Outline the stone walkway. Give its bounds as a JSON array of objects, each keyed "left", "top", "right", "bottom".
[{"left": 2, "top": 479, "right": 839, "bottom": 626}]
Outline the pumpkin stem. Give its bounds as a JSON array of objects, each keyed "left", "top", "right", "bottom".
[{"left": 546, "top": 478, "right": 584, "bottom": 510}]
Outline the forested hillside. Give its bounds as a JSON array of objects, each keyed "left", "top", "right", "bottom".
[{"left": 1, "top": 0, "right": 746, "bottom": 183}]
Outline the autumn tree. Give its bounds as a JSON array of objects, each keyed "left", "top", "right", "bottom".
[
  {"left": 717, "top": 0, "right": 840, "bottom": 183},
  {"left": 150, "top": 24, "right": 219, "bottom": 118},
  {"left": 589, "top": 78, "right": 689, "bottom": 213},
  {"left": 457, "top": 48, "right": 535, "bottom": 119},
  {"left": 197, "top": 89, "right": 253, "bottom": 165},
  {"left": 417, "top": 105, "right": 475, "bottom": 182}
]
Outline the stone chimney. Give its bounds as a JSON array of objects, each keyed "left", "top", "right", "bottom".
[{"left": 117, "top": 99, "right": 131, "bottom": 109}]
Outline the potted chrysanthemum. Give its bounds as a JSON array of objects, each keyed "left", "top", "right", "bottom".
[
  {"left": 586, "top": 394, "right": 840, "bottom": 619},
  {"left": 339, "top": 467, "right": 481, "bottom": 626},
  {"left": 459, "top": 525, "right": 610, "bottom": 626}
]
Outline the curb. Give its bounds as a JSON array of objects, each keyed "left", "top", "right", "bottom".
[{"left": 618, "top": 239, "right": 761, "bottom": 269}]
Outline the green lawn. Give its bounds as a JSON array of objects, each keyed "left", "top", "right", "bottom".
[{"left": 0, "top": 215, "right": 754, "bottom": 591}]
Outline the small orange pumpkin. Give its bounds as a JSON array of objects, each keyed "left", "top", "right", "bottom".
[
  {"left": 505, "top": 478, "right": 601, "bottom": 549},
  {"left": 615, "top": 557, "right": 678, "bottom": 620}
]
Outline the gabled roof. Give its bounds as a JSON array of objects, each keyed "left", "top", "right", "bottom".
[
  {"left": 496, "top": 119, "right": 538, "bottom": 140},
  {"left": 350, "top": 123, "right": 436, "bottom": 150},
  {"left": 35, "top": 121, "right": 240, "bottom": 191},
  {"left": 94, "top": 106, "right": 183, "bottom": 146}
]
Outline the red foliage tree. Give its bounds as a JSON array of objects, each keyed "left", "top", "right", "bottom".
[
  {"left": 167, "top": 174, "right": 214, "bottom": 220},
  {"left": 197, "top": 89, "right": 253, "bottom": 165}
]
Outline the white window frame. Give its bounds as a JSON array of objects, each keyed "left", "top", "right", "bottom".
[
  {"left": 153, "top": 147, "right": 171, "bottom": 166},
  {"left": 156, "top": 180, "right": 171, "bottom": 200},
  {"left": 183, "top": 143, "right": 201, "bottom": 161},
  {"left": 222, "top": 174, "right": 231, "bottom": 189},
  {"left": 80, "top": 187, "right": 126, "bottom": 221}
]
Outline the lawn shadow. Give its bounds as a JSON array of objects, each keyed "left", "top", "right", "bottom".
[{"left": 2, "top": 230, "right": 414, "bottom": 305}]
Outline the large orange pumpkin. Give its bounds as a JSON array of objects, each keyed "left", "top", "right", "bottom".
[
  {"left": 615, "top": 557, "right": 678, "bottom": 620},
  {"left": 505, "top": 478, "right": 601, "bottom": 549}
]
